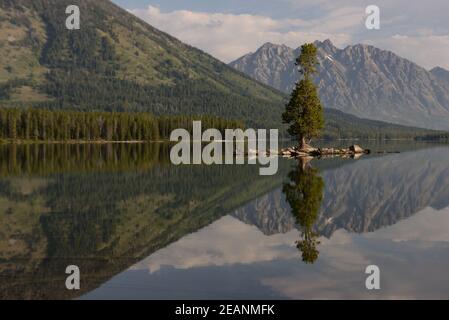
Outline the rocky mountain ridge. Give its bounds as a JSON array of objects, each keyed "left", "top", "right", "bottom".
[{"left": 230, "top": 40, "right": 449, "bottom": 130}]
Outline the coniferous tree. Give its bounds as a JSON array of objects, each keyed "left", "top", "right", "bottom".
[
  {"left": 283, "top": 159, "right": 324, "bottom": 264},
  {"left": 282, "top": 43, "right": 324, "bottom": 150}
]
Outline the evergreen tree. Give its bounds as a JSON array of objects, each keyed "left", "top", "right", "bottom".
[
  {"left": 282, "top": 43, "right": 324, "bottom": 150},
  {"left": 283, "top": 159, "right": 324, "bottom": 264}
]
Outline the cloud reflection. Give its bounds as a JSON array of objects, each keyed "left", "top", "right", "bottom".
[{"left": 129, "top": 204, "right": 449, "bottom": 299}]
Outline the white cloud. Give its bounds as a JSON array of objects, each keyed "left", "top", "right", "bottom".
[
  {"left": 129, "top": 5, "right": 352, "bottom": 62},
  {"left": 366, "top": 205, "right": 449, "bottom": 242},
  {"left": 125, "top": 1, "right": 449, "bottom": 68},
  {"left": 367, "top": 34, "right": 449, "bottom": 70},
  {"left": 132, "top": 215, "right": 299, "bottom": 273}
]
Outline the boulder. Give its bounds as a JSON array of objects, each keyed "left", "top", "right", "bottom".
[
  {"left": 297, "top": 152, "right": 310, "bottom": 157},
  {"left": 299, "top": 146, "right": 318, "bottom": 153},
  {"left": 349, "top": 145, "right": 364, "bottom": 154}
]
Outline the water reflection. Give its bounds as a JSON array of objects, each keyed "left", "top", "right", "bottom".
[
  {"left": 0, "top": 143, "right": 171, "bottom": 175},
  {"left": 0, "top": 143, "right": 289, "bottom": 299},
  {"left": 283, "top": 158, "right": 323, "bottom": 264},
  {"left": 1, "top": 143, "right": 449, "bottom": 299}
]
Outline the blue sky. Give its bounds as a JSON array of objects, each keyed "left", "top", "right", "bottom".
[
  {"left": 113, "top": 0, "right": 305, "bottom": 17},
  {"left": 112, "top": 0, "right": 449, "bottom": 69}
]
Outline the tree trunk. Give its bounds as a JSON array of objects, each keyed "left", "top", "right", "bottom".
[
  {"left": 299, "top": 156, "right": 312, "bottom": 171},
  {"left": 299, "top": 136, "right": 312, "bottom": 151},
  {"left": 299, "top": 136, "right": 306, "bottom": 150}
]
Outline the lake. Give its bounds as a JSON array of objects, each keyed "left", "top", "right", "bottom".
[{"left": 1, "top": 141, "right": 449, "bottom": 299}]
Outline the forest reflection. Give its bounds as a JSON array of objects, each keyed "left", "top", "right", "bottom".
[
  {"left": 283, "top": 158, "right": 324, "bottom": 264},
  {"left": 0, "top": 143, "right": 171, "bottom": 176},
  {"left": 0, "top": 142, "right": 289, "bottom": 299}
]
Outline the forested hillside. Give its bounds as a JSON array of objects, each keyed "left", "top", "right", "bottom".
[
  {"left": 323, "top": 109, "right": 449, "bottom": 140},
  {"left": 0, "top": 0, "right": 283, "bottom": 128}
]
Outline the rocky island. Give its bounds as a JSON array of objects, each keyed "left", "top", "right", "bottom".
[{"left": 281, "top": 144, "right": 370, "bottom": 158}]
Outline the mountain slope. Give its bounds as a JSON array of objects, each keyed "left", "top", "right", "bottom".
[
  {"left": 230, "top": 40, "right": 449, "bottom": 130},
  {"left": 0, "top": 0, "right": 284, "bottom": 128},
  {"left": 322, "top": 108, "right": 441, "bottom": 139},
  {"left": 431, "top": 66, "right": 449, "bottom": 86}
]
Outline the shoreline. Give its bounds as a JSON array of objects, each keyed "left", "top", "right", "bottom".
[
  {"left": 0, "top": 139, "right": 168, "bottom": 145},
  {"left": 0, "top": 138, "right": 448, "bottom": 146}
]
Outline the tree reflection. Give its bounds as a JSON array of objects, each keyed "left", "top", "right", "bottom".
[{"left": 283, "top": 157, "right": 324, "bottom": 264}]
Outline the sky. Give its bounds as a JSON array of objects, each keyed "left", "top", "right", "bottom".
[{"left": 112, "top": 0, "right": 449, "bottom": 69}]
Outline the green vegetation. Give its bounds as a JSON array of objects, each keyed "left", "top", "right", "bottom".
[
  {"left": 0, "top": 107, "right": 244, "bottom": 142},
  {"left": 415, "top": 132, "right": 449, "bottom": 141},
  {"left": 283, "top": 44, "right": 324, "bottom": 148},
  {"left": 283, "top": 160, "right": 324, "bottom": 264},
  {"left": 323, "top": 109, "right": 449, "bottom": 141}
]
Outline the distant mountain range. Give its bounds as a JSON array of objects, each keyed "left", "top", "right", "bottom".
[{"left": 230, "top": 40, "right": 449, "bottom": 130}]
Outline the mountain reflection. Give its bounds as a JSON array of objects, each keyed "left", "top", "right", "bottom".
[
  {"left": 283, "top": 158, "right": 324, "bottom": 264},
  {"left": 0, "top": 143, "right": 288, "bottom": 299},
  {"left": 2, "top": 143, "right": 449, "bottom": 299}
]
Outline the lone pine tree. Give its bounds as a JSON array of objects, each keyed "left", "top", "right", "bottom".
[
  {"left": 282, "top": 43, "right": 324, "bottom": 150},
  {"left": 283, "top": 159, "right": 324, "bottom": 264}
]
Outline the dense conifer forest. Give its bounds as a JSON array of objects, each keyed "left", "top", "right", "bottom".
[{"left": 0, "top": 107, "right": 244, "bottom": 142}]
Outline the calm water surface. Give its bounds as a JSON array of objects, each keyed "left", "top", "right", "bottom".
[{"left": 1, "top": 141, "right": 449, "bottom": 299}]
